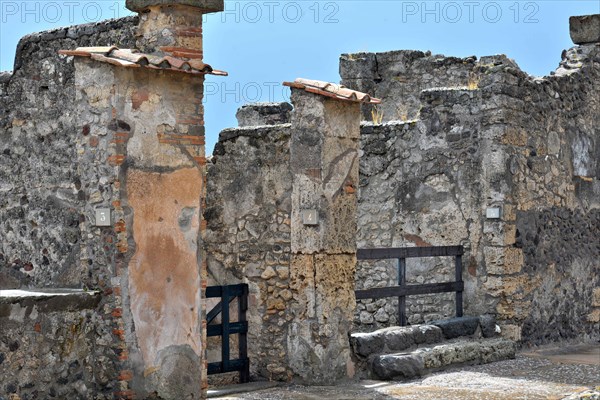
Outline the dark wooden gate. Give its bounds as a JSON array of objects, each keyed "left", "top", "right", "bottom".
[
  {"left": 206, "top": 284, "right": 250, "bottom": 383},
  {"left": 355, "top": 246, "right": 464, "bottom": 326}
]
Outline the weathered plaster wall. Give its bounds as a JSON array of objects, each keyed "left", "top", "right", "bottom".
[
  {"left": 0, "top": 18, "right": 138, "bottom": 400},
  {"left": 73, "top": 58, "right": 207, "bottom": 398},
  {"left": 205, "top": 123, "right": 293, "bottom": 381},
  {"left": 1, "top": 14, "right": 208, "bottom": 398},
  {"left": 346, "top": 43, "right": 600, "bottom": 343}
]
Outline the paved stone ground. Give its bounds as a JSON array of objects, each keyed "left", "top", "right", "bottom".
[{"left": 210, "top": 344, "right": 600, "bottom": 400}]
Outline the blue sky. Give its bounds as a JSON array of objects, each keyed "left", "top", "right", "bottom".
[{"left": 1, "top": 1, "right": 599, "bottom": 154}]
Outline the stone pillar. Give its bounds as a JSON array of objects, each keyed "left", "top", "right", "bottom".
[
  {"left": 287, "top": 88, "right": 360, "bottom": 383},
  {"left": 117, "top": 2, "right": 222, "bottom": 398},
  {"left": 126, "top": 0, "right": 224, "bottom": 56}
]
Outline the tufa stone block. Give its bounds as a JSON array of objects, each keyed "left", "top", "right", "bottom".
[
  {"left": 569, "top": 15, "right": 600, "bottom": 44},
  {"left": 126, "top": 0, "right": 224, "bottom": 13}
]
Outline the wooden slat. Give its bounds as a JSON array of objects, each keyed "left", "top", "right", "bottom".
[
  {"left": 357, "top": 246, "right": 464, "bottom": 260},
  {"left": 238, "top": 284, "right": 249, "bottom": 383},
  {"left": 207, "top": 321, "right": 248, "bottom": 337},
  {"left": 355, "top": 281, "right": 464, "bottom": 300},
  {"left": 455, "top": 255, "right": 464, "bottom": 318},
  {"left": 398, "top": 258, "right": 407, "bottom": 326},
  {"left": 221, "top": 285, "right": 230, "bottom": 372},
  {"left": 207, "top": 301, "right": 223, "bottom": 325},
  {"left": 206, "top": 284, "right": 245, "bottom": 298},
  {"left": 206, "top": 293, "right": 237, "bottom": 324}
]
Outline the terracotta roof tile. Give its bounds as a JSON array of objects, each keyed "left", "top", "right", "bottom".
[
  {"left": 58, "top": 47, "right": 227, "bottom": 76},
  {"left": 283, "top": 78, "right": 381, "bottom": 104}
]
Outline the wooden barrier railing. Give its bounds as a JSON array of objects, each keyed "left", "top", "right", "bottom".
[{"left": 355, "top": 246, "right": 464, "bottom": 326}]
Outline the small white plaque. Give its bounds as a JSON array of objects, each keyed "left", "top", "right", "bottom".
[
  {"left": 302, "top": 209, "right": 319, "bottom": 226},
  {"left": 95, "top": 208, "right": 112, "bottom": 226},
  {"left": 486, "top": 207, "right": 501, "bottom": 219}
]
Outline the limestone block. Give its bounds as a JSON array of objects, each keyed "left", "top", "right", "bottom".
[
  {"left": 290, "top": 176, "right": 323, "bottom": 254},
  {"left": 503, "top": 204, "right": 517, "bottom": 222},
  {"left": 286, "top": 321, "right": 354, "bottom": 384},
  {"left": 496, "top": 299, "right": 531, "bottom": 321},
  {"left": 149, "top": 345, "right": 202, "bottom": 400},
  {"left": 322, "top": 192, "right": 358, "bottom": 254},
  {"left": 289, "top": 255, "right": 316, "bottom": 318},
  {"left": 569, "top": 15, "right": 600, "bottom": 44},
  {"left": 504, "top": 248, "right": 524, "bottom": 274},
  {"left": 483, "top": 221, "right": 516, "bottom": 246},
  {"left": 290, "top": 91, "right": 360, "bottom": 255},
  {"left": 500, "top": 275, "right": 530, "bottom": 297},
  {"left": 499, "top": 125, "right": 528, "bottom": 146}
]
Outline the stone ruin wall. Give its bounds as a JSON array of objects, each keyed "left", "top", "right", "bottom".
[
  {"left": 205, "top": 90, "right": 361, "bottom": 384},
  {"left": 203, "top": 41, "right": 600, "bottom": 383},
  {"left": 204, "top": 123, "right": 293, "bottom": 381},
  {"left": 1, "top": 12, "right": 211, "bottom": 398},
  {"left": 0, "top": 16, "right": 137, "bottom": 289},
  {"left": 342, "top": 44, "right": 600, "bottom": 343},
  {"left": 0, "top": 18, "right": 137, "bottom": 399},
  {"left": 1, "top": 9, "right": 599, "bottom": 398}
]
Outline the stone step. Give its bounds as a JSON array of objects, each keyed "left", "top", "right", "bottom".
[
  {"left": 351, "top": 316, "right": 498, "bottom": 359},
  {"left": 370, "top": 337, "right": 516, "bottom": 380}
]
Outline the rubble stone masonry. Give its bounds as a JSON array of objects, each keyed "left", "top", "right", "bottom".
[
  {"left": 342, "top": 40, "right": 600, "bottom": 343},
  {"left": 0, "top": 18, "right": 137, "bottom": 400}
]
